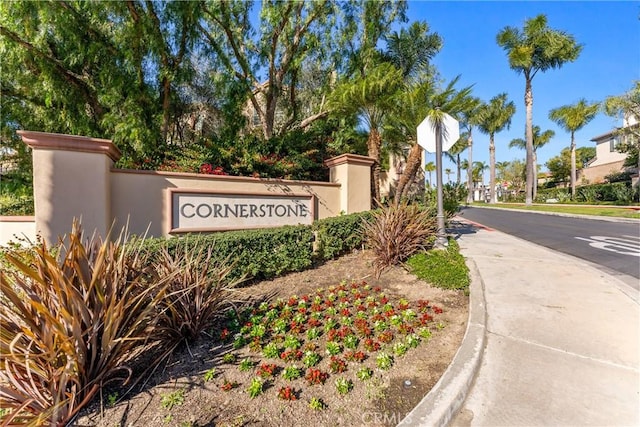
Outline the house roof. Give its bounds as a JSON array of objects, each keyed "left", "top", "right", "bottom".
[{"left": 591, "top": 122, "right": 639, "bottom": 142}]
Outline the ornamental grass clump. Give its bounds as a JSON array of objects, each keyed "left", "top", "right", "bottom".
[
  {"left": 152, "top": 242, "right": 244, "bottom": 352},
  {"left": 0, "top": 221, "right": 171, "bottom": 426},
  {"left": 364, "top": 202, "right": 437, "bottom": 278}
]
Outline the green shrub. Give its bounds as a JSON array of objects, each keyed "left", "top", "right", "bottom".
[
  {"left": 424, "top": 183, "right": 467, "bottom": 217},
  {"left": 140, "top": 225, "right": 314, "bottom": 283},
  {"left": 313, "top": 211, "right": 373, "bottom": 260},
  {"left": 138, "top": 211, "right": 372, "bottom": 283},
  {"left": 576, "top": 182, "right": 634, "bottom": 204},
  {"left": 363, "top": 203, "right": 437, "bottom": 278},
  {"left": 406, "top": 239, "right": 470, "bottom": 290}
]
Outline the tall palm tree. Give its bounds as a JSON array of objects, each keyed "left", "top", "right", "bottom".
[
  {"left": 509, "top": 125, "right": 555, "bottom": 199},
  {"left": 496, "top": 161, "right": 511, "bottom": 182},
  {"left": 445, "top": 133, "right": 469, "bottom": 184},
  {"left": 473, "top": 161, "right": 489, "bottom": 184},
  {"left": 387, "top": 77, "right": 473, "bottom": 205},
  {"left": 497, "top": 14, "right": 582, "bottom": 205},
  {"left": 459, "top": 98, "right": 483, "bottom": 203},
  {"left": 329, "top": 63, "right": 404, "bottom": 202},
  {"left": 380, "top": 21, "right": 443, "bottom": 204},
  {"left": 549, "top": 99, "right": 599, "bottom": 199},
  {"left": 444, "top": 168, "right": 453, "bottom": 182},
  {"left": 477, "top": 93, "right": 516, "bottom": 203},
  {"left": 424, "top": 161, "right": 436, "bottom": 188}
]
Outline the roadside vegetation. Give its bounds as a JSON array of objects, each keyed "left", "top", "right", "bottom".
[
  {"left": 471, "top": 202, "right": 640, "bottom": 219},
  {"left": 0, "top": 194, "right": 469, "bottom": 425}
]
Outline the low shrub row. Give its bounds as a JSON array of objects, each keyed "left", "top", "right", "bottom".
[
  {"left": 138, "top": 211, "right": 373, "bottom": 283},
  {"left": 535, "top": 181, "right": 638, "bottom": 204}
]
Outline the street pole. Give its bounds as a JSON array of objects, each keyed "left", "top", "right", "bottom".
[{"left": 435, "top": 116, "right": 448, "bottom": 249}]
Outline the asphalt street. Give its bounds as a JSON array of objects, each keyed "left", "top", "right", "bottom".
[{"left": 457, "top": 206, "right": 640, "bottom": 289}]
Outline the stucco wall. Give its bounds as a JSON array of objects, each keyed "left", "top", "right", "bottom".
[
  {"left": 0, "top": 216, "right": 36, "bottom": 246},
  {"left": 110, "top": 170, "right": 342, "bottom": 238},
  {"left": 589, "top": 139, "right": 627, "bottom": 167},
  {"left": 578, "top": 160, "right": 626, "bottom": 184}
]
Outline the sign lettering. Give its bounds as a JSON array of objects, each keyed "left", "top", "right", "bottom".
[{"left": 170, "top": 191, "right": 314, "bottom": 232}]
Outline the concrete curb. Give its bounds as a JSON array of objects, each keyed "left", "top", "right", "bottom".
[
  {"left": 398, "top": 259, "right": 487, "bottom": 427},
  {"left": 467, "top": 204, "right": 640, "bottom": 224}
]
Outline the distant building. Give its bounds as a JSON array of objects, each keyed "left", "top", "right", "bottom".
[{"left": 579, "top": 116, "right": 637, "bottom": 184}]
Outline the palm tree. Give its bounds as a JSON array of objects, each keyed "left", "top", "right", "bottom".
[
  {"left": 509, "top": 125, "right": 555, "bottom": 199},
  {"left": 445, "top": 168, "right": 453, "bottom": 182},
  {"left": 549, "top": 99, "right": 600, "bottom": 199},
  {"left": 459, "top": 98, "right": 483, "bottom": 203},
  {"left": 473, "top": 161, "right": 489, "bottom": 185},
  {"left": 497, "top": 14, "right": 582, "bottom": 205},
  {"left": 477, "top": 93, "right": 516, "bottom": 203},
  {"left": 445, "top": 133, "right": 469, "bottom": 184},
  {"left": 387, "top": 76, "right": 473, "bottom": 205},
  {"left": 424, "top": 161, "right": 436, "bottom": 187},
  {"left": 329, "top": 63, "right": 404, "bottom": 202},
  {"left": 496, "top": 161, "right": 511, "bottom": 182},
  {"left": 380, "top": 21, "right": 443, "bottom": 204}
]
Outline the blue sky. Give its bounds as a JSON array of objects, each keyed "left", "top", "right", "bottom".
[{"left": 408, "top": 1, "right": 640, "bottom": 178}]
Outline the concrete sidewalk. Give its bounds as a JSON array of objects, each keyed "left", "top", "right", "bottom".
[{"left": 450, "top": 222, "right": 640, "bottom": 426}]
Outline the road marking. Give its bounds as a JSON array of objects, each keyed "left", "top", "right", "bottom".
[{"left": 575, "top": 235, "right": 640, "bottom": 257}]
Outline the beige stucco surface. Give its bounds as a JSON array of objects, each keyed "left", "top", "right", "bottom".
[
  {"left": 0, "top": 217, "right": 36, "bottom": 247},
  {"left": 20, "top": 131, "right": 374, "bottom": 243},
  {"left": 32, "top": 149, "right": 111, "bottom": 243},
  {"left": 578, "top": 160, "right": 626, "bottom": 184},
  {"left": 110, "top": 170, "right": 342, "bottom": 237}
]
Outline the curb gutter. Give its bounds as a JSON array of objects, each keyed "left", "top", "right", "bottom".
[{"left": 397, "top": 259, "right": 487, "bottom": 427}]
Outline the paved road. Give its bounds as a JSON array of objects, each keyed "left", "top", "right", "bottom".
[{"left": 457, "top": 206, "right": 640, "bottom": 288}]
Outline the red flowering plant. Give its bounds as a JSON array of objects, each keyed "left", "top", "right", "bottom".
[
  {"left": 257, "top": 363, "right": 278, "bottom": 379},
  {"left": 305, "top": 368, "right": 329, "bottom": 386},
  {"left": 280, "top": 350, "right": 303, "bottom": 362},
  {"left": 363, "top": 338, "right": 381, "bottom": 352},
  {"left": 329, "top": 356, "right": 347, "bottom": 373},
  {"left": 344, "top": 350, "right": 367, "bottom": 363},
  {"left": 277, "top": 386, "right": 298, "bottom": 401},
  {"left": 200, "top": 163, "right": 227, "bottom": 175},
  {"left": 221, "top": 379, "right": 239, "bottom": 391}
]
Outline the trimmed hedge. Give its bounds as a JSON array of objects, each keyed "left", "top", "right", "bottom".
[
  {"left": 535, "top": 181, "right": 637, "bottom": 204},
  {"left": 313, "top": 211, "right": 374, "bottom": 260},
  {"left": 137, "top": 211, "right": 372, "bottom": 283}
]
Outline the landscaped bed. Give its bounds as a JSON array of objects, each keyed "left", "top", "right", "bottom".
[{"left": 76, "top": 250, "right": 468, "bottom": 427}]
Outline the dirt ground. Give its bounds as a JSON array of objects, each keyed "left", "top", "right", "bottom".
[{"left": 76, "top": 249, "right": 468, "bottom": 427}]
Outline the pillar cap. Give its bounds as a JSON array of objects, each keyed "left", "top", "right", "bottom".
[
  {"left": 324, "top": 153, "right": 375, "bottom": 168},
  {"left": 18, "top": 130, "right": 121, "bottom": 162}
]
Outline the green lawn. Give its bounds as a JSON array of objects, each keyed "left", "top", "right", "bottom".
[{"left": 469, "top": 203, "right": 640, "bottom": 219}]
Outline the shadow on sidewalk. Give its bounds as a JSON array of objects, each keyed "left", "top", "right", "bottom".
[{"left": 447, "top": 219, "right": 479, "bottom": 240}]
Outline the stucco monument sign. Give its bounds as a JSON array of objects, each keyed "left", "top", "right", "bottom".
[
  {"left": 8, "top": 131, "right": 375, "bottom": 246},
  {"left": 170, "top": 190, "right": 314, "bottom": 233}
]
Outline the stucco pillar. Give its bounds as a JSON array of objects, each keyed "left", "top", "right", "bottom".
[
  {"left": 18, "top": 130, "right": 121, "bottom": 245},
  {"left": 324, "top": 154, "right": 375, "bottom": 214}
]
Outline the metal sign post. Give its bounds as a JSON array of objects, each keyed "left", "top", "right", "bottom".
[
  {"left": 417, "top": 112, "right": 459, "bottom": 250},
  {"left": 434, "top": 117, "right": 448, "bottom": 249}
]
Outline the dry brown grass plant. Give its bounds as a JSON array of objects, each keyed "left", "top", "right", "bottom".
[
  {"left": 363, "top": 203, "right": 437, "bottom": 278},
  {"left": 0, "top": 221, "right": 172, "bottom": 426}
]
